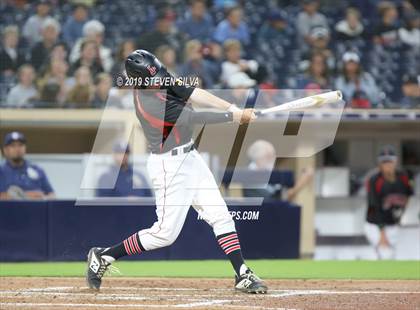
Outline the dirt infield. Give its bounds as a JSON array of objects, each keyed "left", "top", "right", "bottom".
[{"left": 0, "top": 277, "right": 419, "bottom": 310}]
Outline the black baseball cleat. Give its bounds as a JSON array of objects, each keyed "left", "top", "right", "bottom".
[
  {"left": 86, "top": 247, "right": 111, "bottom": 290},
  {"left": 235, "top": 269, "right": 268, "bottom": 294}
]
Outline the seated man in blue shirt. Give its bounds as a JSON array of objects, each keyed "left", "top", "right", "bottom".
[
  {"left": 177, "top": 0, "right": 214, "bottom": 42},
  {"left": 0, "top": 131, "right": 55, "bottom": 200},
  {"left": 96, "top": 141, "right": 152, "bottom": 198},
  {"left": 213, "top": 6, "right": 250, "bottom": 46}
]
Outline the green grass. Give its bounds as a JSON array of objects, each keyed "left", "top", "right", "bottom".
[{"left": 1, "top": 260, "right": 419, "bottom": 279}]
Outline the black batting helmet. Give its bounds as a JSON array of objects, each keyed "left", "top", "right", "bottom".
[{"left": 125, "top": 49, "right": 169, "bottom": 88}]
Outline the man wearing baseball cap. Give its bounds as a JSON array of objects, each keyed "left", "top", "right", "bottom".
[
  {"left": 364, "top": 145, "right": 413, "bottom": 259},
  {"left": 0, "top": 131, "right": 54, "bottom": 200},
  {"left": 96, "top": 140, "right": 152, "bottom": 198}
]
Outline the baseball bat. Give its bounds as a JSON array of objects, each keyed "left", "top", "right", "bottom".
[{"left": 255, "top": 90, "right": 342, "bottom": 116}]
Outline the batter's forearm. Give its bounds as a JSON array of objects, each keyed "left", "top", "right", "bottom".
[{"left": 189, "top": 88, "right": 236, "bottom": 111}]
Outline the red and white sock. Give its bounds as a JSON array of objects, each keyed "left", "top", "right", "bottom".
[
  {"left": 123, "top": 233, "right": 143, "bottom": 256},
  {"left": 218, "top": 232, "right": 241, "bottom": 255},
  {"left": 217, "top": 232, "right": 245, "bottom": 276},
  {"left": 101, "top": 232, "right": 144, "bottom": 262}
]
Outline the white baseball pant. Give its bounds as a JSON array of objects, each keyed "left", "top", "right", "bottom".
[{"left": 138, "top": 145, "right": 235, "bottom": 251}]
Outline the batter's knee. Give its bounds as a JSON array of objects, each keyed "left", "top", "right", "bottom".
[
  {"left": 212, "top": 211, "right": 236, "bottom": 236},
  {"left": 156, "top": 230, "right": 178, "bottom": 247},
  {"left": 139, "top": 226, "right": 180, "bottom": 250}
]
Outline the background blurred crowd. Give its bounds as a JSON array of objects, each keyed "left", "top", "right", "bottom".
[{"left": 0, "top": 0, "right": 419, "bottom": 110}]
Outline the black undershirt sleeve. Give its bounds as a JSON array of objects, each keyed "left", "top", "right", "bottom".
[
  {"left": 162, "top": 83, "right": 233, "bottom": 124},
  {"left": 187, "top": 110, "right": 233, "bottom": 124},
  {"left": 166, "top": 83, "right": 195, "bottom": 101},
  {"left": 164, "top": 102, "right": 233, "bottom": 125}
]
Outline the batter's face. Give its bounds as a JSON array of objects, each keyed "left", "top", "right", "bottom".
[{"left": 3, "top": 141, "right": 26, "bottom": 164}]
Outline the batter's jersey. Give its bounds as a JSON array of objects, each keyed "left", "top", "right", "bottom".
[
  {"left": 366, "top": 171, "right": 413, "bottom": 227},
  {"left": 133, "top": 83, "right": 232, "bottom": 153}
]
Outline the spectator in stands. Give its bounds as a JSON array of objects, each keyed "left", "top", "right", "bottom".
[
  {"left": 96, "top": 140, "right": 152, "bottom": 197},
  {"left": 224, "top": 72, "right": 258, "bottom": 116},
  {"left": 111, "top": 40, "right": 136, "bottom": 77},
  {"left": 226, "top": 72, "right": 256, "bottom": 89},
  {"left": 335, "top": 7, "right": 365, "bottom": 41},
  {"left": 365, "top": 145, "right": 413, "bottom": 259},
  {"left": 221, "top": 39, "right": 258, "bottom": 86},
  {"left": 398, "top": 10, "right": 420, "bottom": 48},
  {"left": 62, "top": 3, "right": 89, "bottom": 47},
  {"left": 213, "top": 6, "right": 250, "bottom": 46},
  {"left": 30, "top": 17, "right": 60, "bottom": 72},
  {"left": 303, "top": 27, "right": 335, "bottom": 70},
  {"left": 70, "top": 39, "right": 104, "bottom": 76},
  {"left": 296, "top": 52, "right": 331, "bottom": 89},
  {"left": 0, "top": 131, "right": 54, "bottom": 200},
  {"left": 66, "top": 66, "right": 94, "bottom": 108},
  {"left": 0, "top": 25, "right": 25, "bottom": 78},
  {"left": 6, "top": 64, "right": 38, "bottom": 108},
  {"left": 177, "top": 0, "right": 214, "bottom": 42},
  {"left": 22, "top": 0, "right": 51, "bottom": 46},
  {"left": 50, "top": 42, "right": 69, "bottom": 63},
  {"left": 201, "top": 41, "right": 224, "bottom": 82},
  {"left": 401, "top": 74, "right": 420, "bottom": 108},
  {"left": 92, "top": 73, "right": 122, "bottom": 108},
  {"left": 296, "top": 0, "right": 329, "bottom": 49},
  {"left": 335, "top": 51, "right": 380, "bottom": 108},
  {"left": 138, "top": 8, "right": 184, "bottom": 57},
  {"left": 213, "top": 0, "right": 239, "bottom": 9},
  {"left": 117, "top": 88, "right": 135, "bottom": 110},
  {"left": 178, "top": 40, "right": 216, "bottom": 88},
  {"left": 34, "top": 81, "right": 61, "bottom": 108},
  {"left": 155, "top": 45, "right": 178, "bottom": 76},
  {"left": 258, "top": 9, "right": 289, "bottom": 45},
  {"left": 243, "top": 140, "right": 314, "bottom": 201},
  {"left": 70, "top": 20, "right": 113, "bottom": 72},
  {"left": 373, "top": 1, "right": 399, "bottom": 46},
  {"left": 38, "top": 58, "right": 71, "bottom": 105}
]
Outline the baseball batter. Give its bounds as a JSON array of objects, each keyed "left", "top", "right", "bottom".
[{"left": 86, "top": 49, "right": 267, "bottom": 294}]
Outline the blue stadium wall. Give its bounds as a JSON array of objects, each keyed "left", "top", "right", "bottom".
[{"left": 0, "top": 200, "right": 300, "bottom": 261}]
